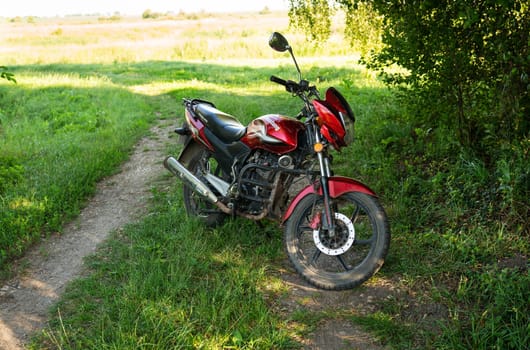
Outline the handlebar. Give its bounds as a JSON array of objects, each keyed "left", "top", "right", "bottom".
[
  {"left": 270, "top": 75, "right": 299, "bottom": 93},
  {"left": 270, "top": 75, "right": 314, "bottom": 96},
  {"left": 270, "top": 75, "right": 321, "bottom": 120},
  {"left": 270, "top": 75, "right": 287, "bottom": 86}
]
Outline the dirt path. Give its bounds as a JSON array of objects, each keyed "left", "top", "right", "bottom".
[
  {"left": 0, "top": 121, "right": 173, "bottom": 349},
  {"left": 0, "top": 120, "right": 392, "bottom": 350},
  {"left": 274, "top": 269, "right": 394, "bottom": 350}
]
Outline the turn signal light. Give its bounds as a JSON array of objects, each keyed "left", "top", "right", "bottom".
[{"left": 314, "top": 142, "right": 324, "bottom": 153}]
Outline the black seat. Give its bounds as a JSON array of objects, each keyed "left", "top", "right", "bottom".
[{"left": 195, "top": 103, "right": 246, "bottom": 142}]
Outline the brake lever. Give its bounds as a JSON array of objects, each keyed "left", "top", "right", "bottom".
[{"left": 309, "top": 85, "right": 320, "bottom": 99}]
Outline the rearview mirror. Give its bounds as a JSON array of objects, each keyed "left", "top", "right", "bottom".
[{"left": 269, "top": 32, "right": 290, "bottom": 52}]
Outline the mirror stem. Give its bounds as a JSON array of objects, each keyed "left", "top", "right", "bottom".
[{"left": 288, "top": 47, "right": 302, "bottom": 81}]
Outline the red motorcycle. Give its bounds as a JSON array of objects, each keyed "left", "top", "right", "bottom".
[{"left": 164, "top": 32, "right": 390, "bottom": 290}]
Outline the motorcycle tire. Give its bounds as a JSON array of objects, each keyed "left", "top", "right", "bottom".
[
  {"left": 182, "top": 149, "right": 227, "bottom": 227},
  {"left": 284, "top": 192, "right": 390, "bottom": 290}
]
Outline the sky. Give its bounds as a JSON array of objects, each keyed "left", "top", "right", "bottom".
[{"left": 4, "top": 0, "right": 289, "bottom": 17}]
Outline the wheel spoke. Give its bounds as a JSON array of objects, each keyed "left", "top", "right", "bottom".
[
  {"left": 354, "top": 238, "right": 373, "bottom": 245},
  {"left": 310, "top": 249, "right": 321, "bottom": 265},
  {"left": 336, "top": 254, "right": 351, "bottom": 271},
  {"left": 350, "top": 205, "right": 360, "bottom": 223}
]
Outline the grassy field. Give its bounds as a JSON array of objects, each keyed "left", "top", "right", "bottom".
[
  {"left": 1, "top": 12, "right": 528, "bottom": 350},
  {"left": 0, "top": 12, "right": 365, "bottom": 271}
]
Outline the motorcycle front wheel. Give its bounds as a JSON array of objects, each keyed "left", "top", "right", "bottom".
[{"left": 284, "top": 192, "right": 390, "bottom": 290}]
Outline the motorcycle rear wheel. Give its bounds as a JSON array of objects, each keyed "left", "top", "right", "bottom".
[
  {"left": 284, "top": 192, "right": 390, "bottom": 290},
  {"left": 182, "top": 149, "right": 227, "bottom": 227}
]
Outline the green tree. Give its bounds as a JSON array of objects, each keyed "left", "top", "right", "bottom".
[
  {"left": 142, "top": 9, "right": 155, "bottom": 19},
  {"left": 289, "top": 0, "right": 333, "bottom": 43},
  {"left": 142, "top": 9, "right": 164, "bottom": 19},
  {"left": 288, "top": 0, "right": 529, "bottom": 154},
  {"left": 289, "top": 0, "right": 383, "bottom": 55}
]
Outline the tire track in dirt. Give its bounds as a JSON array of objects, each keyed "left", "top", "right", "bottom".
[{"left": 0, "top": 120, "right": 172, "bottom": 349}]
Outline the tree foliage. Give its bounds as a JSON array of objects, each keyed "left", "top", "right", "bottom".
[
  {"left": 288, "top": 0, "right": 383, "bottom": 55},
  {"left": 288, "top": 0, "right": 333, "bottom": 42},
  {"left": 289, "top": 0, "right": 529, "bottom": 242},
  {"left": 288, "top": 0, "right": 529, "bottom": 155}
]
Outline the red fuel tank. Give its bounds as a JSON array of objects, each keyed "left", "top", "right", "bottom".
[{"left": 241, "top": 114, "right": 305, "bottom": 154}]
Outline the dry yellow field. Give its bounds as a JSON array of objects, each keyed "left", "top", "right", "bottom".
[{"left": 0, "top": 12, "right": 358, "bottom": 66}]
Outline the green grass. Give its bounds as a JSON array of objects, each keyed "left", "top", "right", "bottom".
[
  {"left": 33, "top": 190, "right": 293, "bottom": 349},
  {"left": 0, "top": 71, "right": 157, "bottom": 271},
  {"left": 1, "top": 13, "right": 528, "bottom": 350}
]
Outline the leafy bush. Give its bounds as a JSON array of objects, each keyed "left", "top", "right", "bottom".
[
  {"left": 142, "top": 9, "right": 164, "bottom": 19},
  {"left": 289, "top": 0, "right": 529, "bottom": 222},
  {"left": 291, "top": 1, "right": 529, "bottom": 152}
]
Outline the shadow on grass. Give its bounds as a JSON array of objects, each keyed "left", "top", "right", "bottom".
[
  {"left": 0, "top": 60, "right": 400, "bottom": 348},
  {"left": 12, "top": 60, "right": 368, "bottom": 87},
  {"left": 0, "top": 57, "right": 395, "bottom": 278}
]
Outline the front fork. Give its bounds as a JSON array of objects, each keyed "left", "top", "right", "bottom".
[{"left": 314, "top": 128, "right": 336, "bottom": 235}]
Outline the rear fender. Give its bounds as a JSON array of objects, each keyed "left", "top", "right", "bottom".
[
  {"left": 282, "top": 176, "right": 377, "bottom": 223},
  {"left": 178, "top": 138, "right": 205, "bottom": 168}
]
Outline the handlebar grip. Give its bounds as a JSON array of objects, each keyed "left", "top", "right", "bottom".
[{"left": 270, "top": 75, "right": 287, "bottom": 86}]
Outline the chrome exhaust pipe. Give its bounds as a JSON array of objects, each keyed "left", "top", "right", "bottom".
[
  {"left": 164, "top": 156, "right": 266, "bottom": 218},
  {"left": 163, "top": 156, "right": 219, "bottom": 204}
]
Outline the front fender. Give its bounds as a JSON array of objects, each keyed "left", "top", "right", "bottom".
[{"left": 282, "top": 176, "right": 377, "bottom": 223}]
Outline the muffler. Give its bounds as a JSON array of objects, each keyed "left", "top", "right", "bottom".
[
  {"left": 163, "top": 156, "right": 219, "bottom": 204},
  {"left": 163, "top": 156, "right": 267, "bottom": 219}
]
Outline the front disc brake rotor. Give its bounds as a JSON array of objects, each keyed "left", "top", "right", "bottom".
[{"left": 313, "top": 212, "right": 355, "bottom": 256}]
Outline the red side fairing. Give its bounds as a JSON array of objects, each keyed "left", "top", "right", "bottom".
[
  {"left": 185, "top": 108, "right": 215, "bottom": 151},
  {"left": 325, "top": 87, "right": 355, "bottom": 124},
  {"left": 313, "top": 99, "right": 346, "bottom": 149},
  {"left": 281, "top": 176, "right": 376, "bottom": 223},
  {"left": 241, "top": 114, "right": 305, "bottom": 154},
  {"left": 313, "top": 87, "right": 355, "bottom": 150}
]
